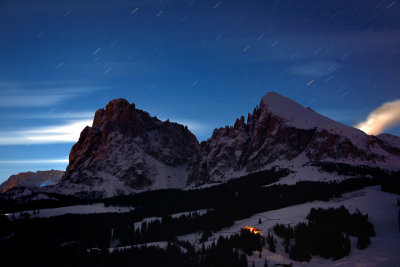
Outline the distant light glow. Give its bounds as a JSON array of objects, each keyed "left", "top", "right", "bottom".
[
  {"left": 355, "top": 99, "right": 400, "bottom": 135},
  {"left": 243, "top": 226, "right": 261, "bottom": 234}
]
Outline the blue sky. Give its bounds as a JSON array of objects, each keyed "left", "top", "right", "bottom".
[{"left": 0, "top": 0, "right": 399, "bottom": 182}]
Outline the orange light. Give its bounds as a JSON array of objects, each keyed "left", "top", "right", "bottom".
[{"left": 243, "top": 226, "right": 261, "bottom": 234}]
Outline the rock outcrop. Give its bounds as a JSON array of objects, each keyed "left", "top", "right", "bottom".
[{"left": 0, "top": 170, "right": 64, "bottom": 193}]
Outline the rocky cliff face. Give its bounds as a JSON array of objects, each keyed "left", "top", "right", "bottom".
[
  {"left": 55, "top": 93, "right": 400, "bottom": 196},
  {"left": 59, "top": 98, "right": 199, "bottom": 196},
  {"left": 0, "top": 170, "right": 64, "bottom": 193}
]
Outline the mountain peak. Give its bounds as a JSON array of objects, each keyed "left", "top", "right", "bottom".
[
  {"left": 262, "top": 91, "right": 289, "bottom": 100},
  {"left": 260, "top": 91, "right": 364, "bottom": 138},
  {"left": 105, "top": 98, "right": 134, "bottom": 112},
  {"left": 61, "top": 98, "right": 200, "bottom": 196},
  {"left": 93, "top": 98, "right": 137, "bottom": 129},
  {"left": 261, "top": 92, "right": 309, "bottom": 118}
]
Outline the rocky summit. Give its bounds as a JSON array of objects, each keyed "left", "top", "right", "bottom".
[{"left": 59, "top": 98, "right": 199, "bottom": 196}]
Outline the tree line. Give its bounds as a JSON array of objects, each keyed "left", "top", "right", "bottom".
[{"left": 273, "top": 206, "right": 375, "bottom": 261}]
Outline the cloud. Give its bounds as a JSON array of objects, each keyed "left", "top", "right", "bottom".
[
  {"left": 0, "top": 81, "right": 105, "bottom": 107},
  {"left": 32, "top": 112, "right": 94, "bottom": 120},
  {"left": 0, "top": 120, "right": 92, "bottom": 145},
  {"left": 0, "top": 158, "right": 69, "bottom": 164},
  {"left": 0, "top": 95, "right": 72, "bottom": 107},
  {"left": 354, "top": 99, "right": 400, "bottom": 135},
  {"left": 4, "top": 111, "right": 94, "bottom": 120},
  {"left": 292, "top": 60, "right": 340, "bottom": 78}
]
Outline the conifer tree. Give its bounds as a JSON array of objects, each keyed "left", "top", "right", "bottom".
[{"left": 267, "top": 233, "right": 276, "bottom": 252}]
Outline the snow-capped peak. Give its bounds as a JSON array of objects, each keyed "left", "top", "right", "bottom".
[{"left": 261, "top": 92, "right": 365, "bottom": 138}]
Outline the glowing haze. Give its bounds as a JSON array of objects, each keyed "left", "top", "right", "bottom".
[{"left": 355, "top": 100, "right": 400, "bottom": 135}]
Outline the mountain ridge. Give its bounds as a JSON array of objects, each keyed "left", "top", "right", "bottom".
[
  {"left": 51, "top": 92, "right": 400, "bottom": 195},
  {"left": 2, "top": 92, "right": 399, "bottom": 197},
  {"left": 187, "top": 92, "right": 400, "bottom": 185}
]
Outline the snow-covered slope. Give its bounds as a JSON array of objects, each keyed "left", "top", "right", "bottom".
[
  {"left": 261, "top": 92, "right": 368, "bottom": 140},
  {"left": 377, "top": 133, "right": 400, "bottom": 150},
  {"left": 178, "top": 186, "right": 400, "bottom": 266}
]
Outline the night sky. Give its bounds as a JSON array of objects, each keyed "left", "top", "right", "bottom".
[{"left": 0, "top": 0, "right": 399, "bottom": 182}]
